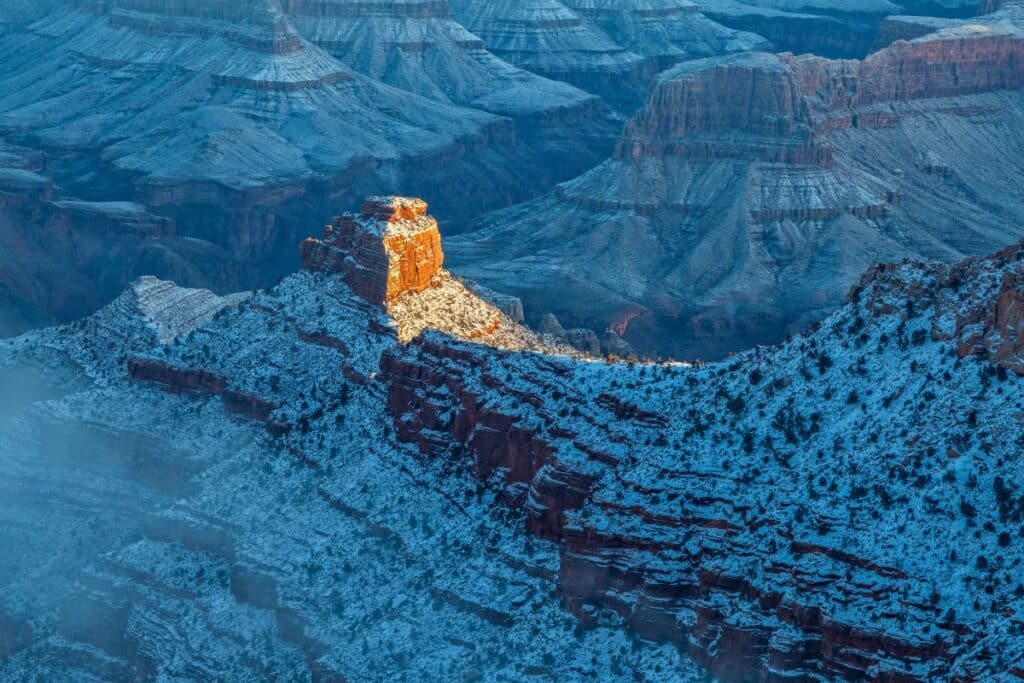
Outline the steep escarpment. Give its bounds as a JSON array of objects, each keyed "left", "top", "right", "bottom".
[
  {"left": 449, "top": 16, "right": 1024, "bottom": 360},
  {"left": 873, "top": 0, "right": 1024, "bottom": 49},
  {"left": 0, "top": 143, "right": 243, "bottom": 337},
  {"left": 871, "top": 14, "right": 963, "bottom": 50}
]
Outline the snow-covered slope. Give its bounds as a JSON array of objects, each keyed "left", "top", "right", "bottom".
[
  {"left": 0, "top": 221, "right": 693, "bottom": 680},
  {"left": 1, "top": 197, "right": 1022, "bottom": 680},
  {"left": 448, "top": 0, "right": 766, "bottom": 110}
]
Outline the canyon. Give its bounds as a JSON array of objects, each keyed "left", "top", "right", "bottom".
[
  {"left": 448, "top": 3, "right": 1024, "bottom": 359},
  {"left": 697, "top": 0, "right": 980, "bottom": 58},
  {"left": 0, "top": 0, "right": 627, "bottom": 337},
  {"left": 1, "top": 198, "right": 1022, "bottom": 680},
  {"left": 1, "top": 2, "right": 1023, "bottom": 680},
  {"left": 1, "top": 0, "right": 1018, "bottom": 354}
]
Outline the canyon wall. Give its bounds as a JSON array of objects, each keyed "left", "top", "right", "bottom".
[
  {"left": 2, "top": 197, "right": 1023, "bottom": 679},
  {"left": 449, "top": 10, "right": 1024, "bottom": 360}
]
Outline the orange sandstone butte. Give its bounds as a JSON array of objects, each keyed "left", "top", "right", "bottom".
[{"left": 301, "top": 196, "right": 445, "bottom": 305}]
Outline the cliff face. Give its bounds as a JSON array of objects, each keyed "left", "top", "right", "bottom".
[
  {"left": 449, "top": 12, "right": 1024, "bottom": 360},
  {"left": 0, "top": 143, "right": 246, "bottom": 337},
  {"left": 302, "top": 196, "right": 446, "bottom": 305},
  {"left": 2, "top": 199, "right": 1021, "bottom": 680}
]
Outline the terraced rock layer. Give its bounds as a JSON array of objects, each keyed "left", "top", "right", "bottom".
[
  {"left": 386, "top": 239, "right": 1024, "bottom": 681},
  {"left": 447, "top": 0, "right": 765, "bottom": 111},
  {"left": 281, "top": 0, "right": 619, "bottom": 199},
  {"left": 0, "top": 199, "right": 687, "bottom": 680}
]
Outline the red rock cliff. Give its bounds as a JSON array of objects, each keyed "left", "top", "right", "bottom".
[{"left": 619, "top": 25, "right": 1024, "bottom": 163}]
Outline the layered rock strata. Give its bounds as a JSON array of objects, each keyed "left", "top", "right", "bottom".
[
  {"left": 386, "top": 236, "right": 1024, "bottom": 681},
  {"left": 0, "top": 245, "right": 686, "bottom": 681},
  {"left": 449, "top": 18, "right": 1024, "bottom": 359},
  {"left": 302, "top": 197, "right": 446, "bottom": 305},
  {"left": 0, "top": 143, "right": 245, "bottom": 337},
  {"left": 447, "top": 0, "right": 764, "bottom": 110},
  {"left": 281, "top": 0, "right": 619, "bottom": 188}
]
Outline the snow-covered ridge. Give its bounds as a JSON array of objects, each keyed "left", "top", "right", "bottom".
[
  {"left": 1, "top": 197, "right": 1022, "bottom": 679},
  {"left": 129, "top": 276, "right": 251, "bottom": 344}
]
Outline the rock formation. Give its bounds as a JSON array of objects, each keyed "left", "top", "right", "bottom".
[
  {"left": 303, "top": 196, "right": 573, "bottom": 347},
  {"left": 302, "top": 196, "right": 446, "bottom": 305},
  {"left": 280, "top": 0, "right": 619, "bottom": 192},
  {"left": 1, "top": 199, "right": 1022, "bottom": 680},
  {"left": 0, "top": 141, "right": 246, "bottom": 337},
  {"left": 449, "top": 14, "right": 1024, "bottom": 359},
  {"left": 386, "top": 236, "right": 1024, "bottom": 681},
  {"left": 873, "top": 0, "right": 1024, "bottom": 48}
]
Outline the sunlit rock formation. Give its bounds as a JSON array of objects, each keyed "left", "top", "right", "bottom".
[
  {"left": 302, "top": 197, "right": 446, "bottom": 305},
  {"left": 449, "top": 16, "right": 1024, "bottom": 359}
]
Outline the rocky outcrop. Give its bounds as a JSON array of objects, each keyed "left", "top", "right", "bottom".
[
  {"left": 302, "top": 197, "right": 573, "bottom": 350},
  {"left": 128, "top": 356, "right": 286, "bottom": 431},
  {"left": 127, "top": 359, "right": 229, "bottom": 394},
  {"left": 450, "top": 15, "right": 1024, "bottom": 360},
  {"left": 302, "top": 197, "right": 445, "bottom": 305},
  {"left": 853, "top": 241, "right": 1024, "bottom": 374},
  {"left": 871, "top": 15, "right": 963, "bottom": 51}
]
